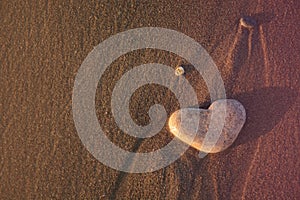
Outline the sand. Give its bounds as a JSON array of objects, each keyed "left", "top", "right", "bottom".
[{"left": 1, "top": 0, "right": 299, "bottom": 199}]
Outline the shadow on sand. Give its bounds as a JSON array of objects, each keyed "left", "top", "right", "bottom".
[{"left": 230, "top": 86, "right": 297, "bottom": 148}]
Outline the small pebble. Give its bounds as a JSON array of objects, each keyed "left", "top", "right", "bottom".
[
  {"left": 175, "top": 66, "right": 185, "bottom": 76},
  {"left": 240, "top": 17, "right": 256, "bottom": 29},
  {"left": 168, "top": 99, "right": 246, "bottom": 153}
]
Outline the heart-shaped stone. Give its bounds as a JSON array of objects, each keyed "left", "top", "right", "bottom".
[{"left": 168, "top": 99, "right": 246, "bottom": 153}]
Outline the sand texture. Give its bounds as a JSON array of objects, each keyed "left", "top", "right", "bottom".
[{"left": 1, "top": 0, "right": 299, "bottom": 199}]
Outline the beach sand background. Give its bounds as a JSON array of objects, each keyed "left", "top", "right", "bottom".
[{"left": 1, "top": 0, "right": 299, "bottom": 199}]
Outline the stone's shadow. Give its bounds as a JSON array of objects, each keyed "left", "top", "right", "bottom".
[
  {"left": 236, "top": 12, "right": 275, "bottom": 27},
  {"left": 187, "top": 87, "right": 296, "bottom": 152},
  {"left": 248, "top": 12, "right": 275, "bottom": 25},
  {"left": 209, "top": 11, "right": 275, "bottom": 57},
  {"left": 179, "top": 64, "right": 194, "bottom": 74},
  {"left": 230, "top": 87, "right": 297, "bottom": 148}
]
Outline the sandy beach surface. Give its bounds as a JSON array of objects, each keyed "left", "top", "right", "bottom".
[{"left": 1, "top": 0, "right": 299, "bottom": 199}]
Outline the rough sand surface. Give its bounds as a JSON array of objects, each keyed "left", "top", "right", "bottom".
[{"left": 1, "top": 0, "right": 299, "bottom": 199}]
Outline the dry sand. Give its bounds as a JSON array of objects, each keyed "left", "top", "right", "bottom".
[{"left": 1, "top": 0, "right": 299, "bottom": 199}]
